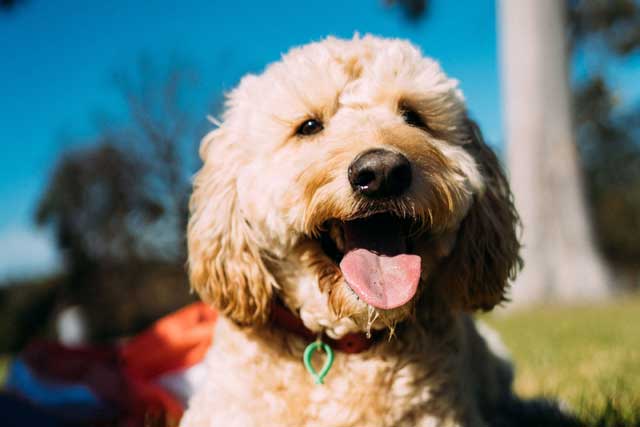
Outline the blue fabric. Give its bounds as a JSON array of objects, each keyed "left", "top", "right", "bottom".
[
  {"left": 0, "top": 393, "right": 68, "bottom": 427},
  {"left": 6, "top": 359, "right": 105, "bottom": 410}
]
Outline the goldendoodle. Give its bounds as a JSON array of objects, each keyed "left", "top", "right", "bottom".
[{"left": 182, "top": 35, "right": 523, "bottom": 427}]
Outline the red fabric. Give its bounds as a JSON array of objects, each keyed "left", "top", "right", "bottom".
[
  {"left": 17, "top": 300, "right": 377, "bottom": 426},
  {"left": 119, "top": 302, "right": 217, "bottom": 426},
  {"left": 120, "top": 302, "right": 217, "bottom": 380},
  {"left": 16, "top": 303, "right": 218, "bottom": 427},
  {"left": 21, "top": 341, "right": 129, "bottom": 409},
  {"left": 121, "top": 376, "right": 184, "bottom": 427}
]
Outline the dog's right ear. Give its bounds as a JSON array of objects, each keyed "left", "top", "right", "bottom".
[
  {"left": 435, "top": 120, "right": 522, "bottom": 311},
  {"left": 188, "top": 128, "right": 275, "bottom": 326}
]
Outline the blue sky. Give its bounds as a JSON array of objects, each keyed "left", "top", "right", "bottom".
[{"left": 0, "top": 0, "right": 636, "bottom": 280}]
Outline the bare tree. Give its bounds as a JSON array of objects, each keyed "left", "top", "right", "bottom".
[
  {"left": 570, "top": 0, "right": 640, "bottom": 289},
  {"left": 34, "top": 57, "right": 208, "bottom": 340},
  {"left": 0, "top": 0, "right": 25, "bottom": 10},
  {"left": 38, "top": 56, "right": 206, "bottom": 266},
  {"left": 499, "top": 0, "right": 611, "bottom": 305},
  {"left": 385, "top": 0, "right": 429, "bottom": 20},
  {"left": 36, "top": 142, "right": 165, "bottom": 265},
  {"left": 111, "top": 55, "right": 207, "bottom": 255}
]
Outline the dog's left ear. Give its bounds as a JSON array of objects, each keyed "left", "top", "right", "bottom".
[{"left": 439, "top": 119, "right": 522, "bottom": 310}]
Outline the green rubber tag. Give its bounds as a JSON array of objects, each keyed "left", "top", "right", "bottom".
[{"left": 303, "top": 340, "right": 334, "bottom": 385}]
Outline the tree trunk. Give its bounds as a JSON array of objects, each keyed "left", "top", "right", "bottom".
[{"left": 498, "top": 0, "right": 611, "bottom": 306}]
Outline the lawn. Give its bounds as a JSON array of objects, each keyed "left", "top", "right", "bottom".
[
  {"left": 0, "top": 356, "right": 7, "bottom": 384},
  {"left": 484, "top": 293, "right": 640, "bottom": 426}
]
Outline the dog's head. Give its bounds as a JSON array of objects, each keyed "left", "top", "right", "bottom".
[{"left": 188, "top": 36, "right": 521, "bottom": 338}]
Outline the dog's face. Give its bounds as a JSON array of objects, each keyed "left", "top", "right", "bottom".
[{"left": 189, "top": 36, "right": 521, "bottom": 338}]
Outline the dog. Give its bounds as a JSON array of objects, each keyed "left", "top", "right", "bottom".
[{"left": 182, "top": 35, "right": 522, "bottom": 427}]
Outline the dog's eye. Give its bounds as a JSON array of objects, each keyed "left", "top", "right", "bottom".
[
  {"left": 296, "top": 119, "right": 324, "bottom": 136},
  {"left": 401, "top": 108, "right": 428, "bottom": 130}
]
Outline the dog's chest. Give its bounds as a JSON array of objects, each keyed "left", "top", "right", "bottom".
[{"left": 184, "top": 320, "right": 454, "bottom": 427}]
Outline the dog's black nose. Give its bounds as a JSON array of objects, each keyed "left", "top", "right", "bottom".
[{"left": 348, "top": 149, "right": 412, "bottom": 198}]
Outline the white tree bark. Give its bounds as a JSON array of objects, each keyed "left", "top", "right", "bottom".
[{"left": 498, "top": 0, "right": 611, "bottom": 306}]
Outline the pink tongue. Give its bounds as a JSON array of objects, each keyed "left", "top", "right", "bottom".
[
  {"left": 337, "top": 215, "right": 422, "bottom": 310},
  {"left": 340, "top": 250, "right": 421, "bottom": 309}
]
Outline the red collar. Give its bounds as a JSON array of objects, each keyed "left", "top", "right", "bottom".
[{"left": 270, "top": 301, "right": 381, "bottom": 354}]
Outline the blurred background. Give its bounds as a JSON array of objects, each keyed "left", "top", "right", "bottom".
[{"left": 0, "top": 0, "right": 638, "bottom": 425}]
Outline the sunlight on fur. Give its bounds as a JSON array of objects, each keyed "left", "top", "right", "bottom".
[{"left": 182, "top": 35, "right": 527, "bottom": 427}]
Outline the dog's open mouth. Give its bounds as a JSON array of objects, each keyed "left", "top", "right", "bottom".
[{"left": 319, "top": 213, "right": 423, "bottom": 310}]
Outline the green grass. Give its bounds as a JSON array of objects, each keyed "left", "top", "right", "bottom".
[
  {"left": 0, "top": 356, "right": 7, "bottom": 385},
  {"left": 484, "top": 293, "right": 640, "bottom": 426}
]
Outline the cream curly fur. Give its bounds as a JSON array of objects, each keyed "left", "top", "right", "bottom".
[{"left": 183, "top": 35, "right": 522, "bottom": 427}]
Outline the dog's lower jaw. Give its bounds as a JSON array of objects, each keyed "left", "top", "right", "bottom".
[
  {"left": 293, "top": 281, "right": 415, "bottom": 340},
  {"left": 298, "top": 304, "right": 362, "bottom": 339},
  {"left": 272, "top": 268, "right": 367, "bottom": 339},
  {"left": 181, "top": 314, "right": 506, "bottom": 427}
]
